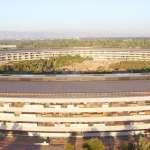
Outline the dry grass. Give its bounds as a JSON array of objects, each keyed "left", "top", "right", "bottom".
[{"left": 61, "top": 60, "right": 119, "bottom": 72}]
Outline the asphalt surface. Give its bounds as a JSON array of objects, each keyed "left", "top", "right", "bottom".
[{"left": 0, "top": 80, "right": 150, "bottom": 94}]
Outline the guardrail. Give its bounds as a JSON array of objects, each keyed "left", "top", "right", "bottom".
[
  {"left": 0, "top": 91, "right": 150, "bottom": 98},
  {"left": 0, "top": 73, "right": 150, "bottom": 81}
]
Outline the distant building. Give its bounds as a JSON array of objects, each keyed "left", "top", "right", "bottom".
[
  {"left": 0, "top": 48, "right": 150, "bottom": 63},
  {"left": 0, "top": 44, "right": 16, "bottom": 49}
]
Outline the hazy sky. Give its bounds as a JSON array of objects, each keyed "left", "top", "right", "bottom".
[{"left": 0, "top": 0, "right": 150, "bottom": 37}]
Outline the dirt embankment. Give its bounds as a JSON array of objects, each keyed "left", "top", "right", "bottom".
[{"left": 61, "top": 60, "right": 119, "bottom": 72}]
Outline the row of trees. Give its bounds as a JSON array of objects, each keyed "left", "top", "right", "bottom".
[
  {"left": 64, "top": 137, "right": 150, "bottom": 150},
  {"left": 1, "top": 39, "right": 150, "bottom": 49},
  {"left": 0, "top": 55, "right": 88, "bottom": 74},
  {"left": 17, "top": 39, "right": 150, "bottom": 49}
]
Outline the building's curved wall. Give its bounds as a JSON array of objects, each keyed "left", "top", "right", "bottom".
[
  {"left": 0, "top": 95, "right": 150, "bottom": 137},
  {"left": 1, "top": 48, "right": 150, "bottom": 63}
]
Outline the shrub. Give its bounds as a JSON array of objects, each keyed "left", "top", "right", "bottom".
[
  {"left": 83, "top": 138, "right": 105, "bottom": 150},
  {"left": 64, "top": 143, "right": 74, "bottom": 150},
  {"left": 138, "top": 136, "right": 150, "bottom": 150}
]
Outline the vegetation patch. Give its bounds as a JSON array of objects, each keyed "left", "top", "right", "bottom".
[
  {"left": 0, "top": 55, "right": 89, "bottom": 74},
  {"left": 110, "top": 61, "right": 150, "bottom": 73},
  {"left": 1, "top": 39, "right": 150, "bottom": 49}
]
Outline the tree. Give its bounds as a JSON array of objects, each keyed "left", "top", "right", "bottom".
[
  {"left": 64, "top": 143, "right": 74, "bottom": 150},
  {"left": 121, "top": 142, "right": 135, "bottom": 150},
  {"left": 138, "top": 136, "right": 150, "bottom": 150},
  {"left": 0, "top": 131, "right": 5, "bottom": 139},
  {"left": 83, "top": 138, "right": 105, "bottom": 150}
]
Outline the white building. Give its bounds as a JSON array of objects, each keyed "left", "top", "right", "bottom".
[
  {"left": 0, "top": 48, "right": 150, "bottom": 63},
  {"left": 0, "top": 78, "right": 150, "bottom": 138},
  {"left": 0, "top": 45, "right": 16, "bottom": 49}
]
